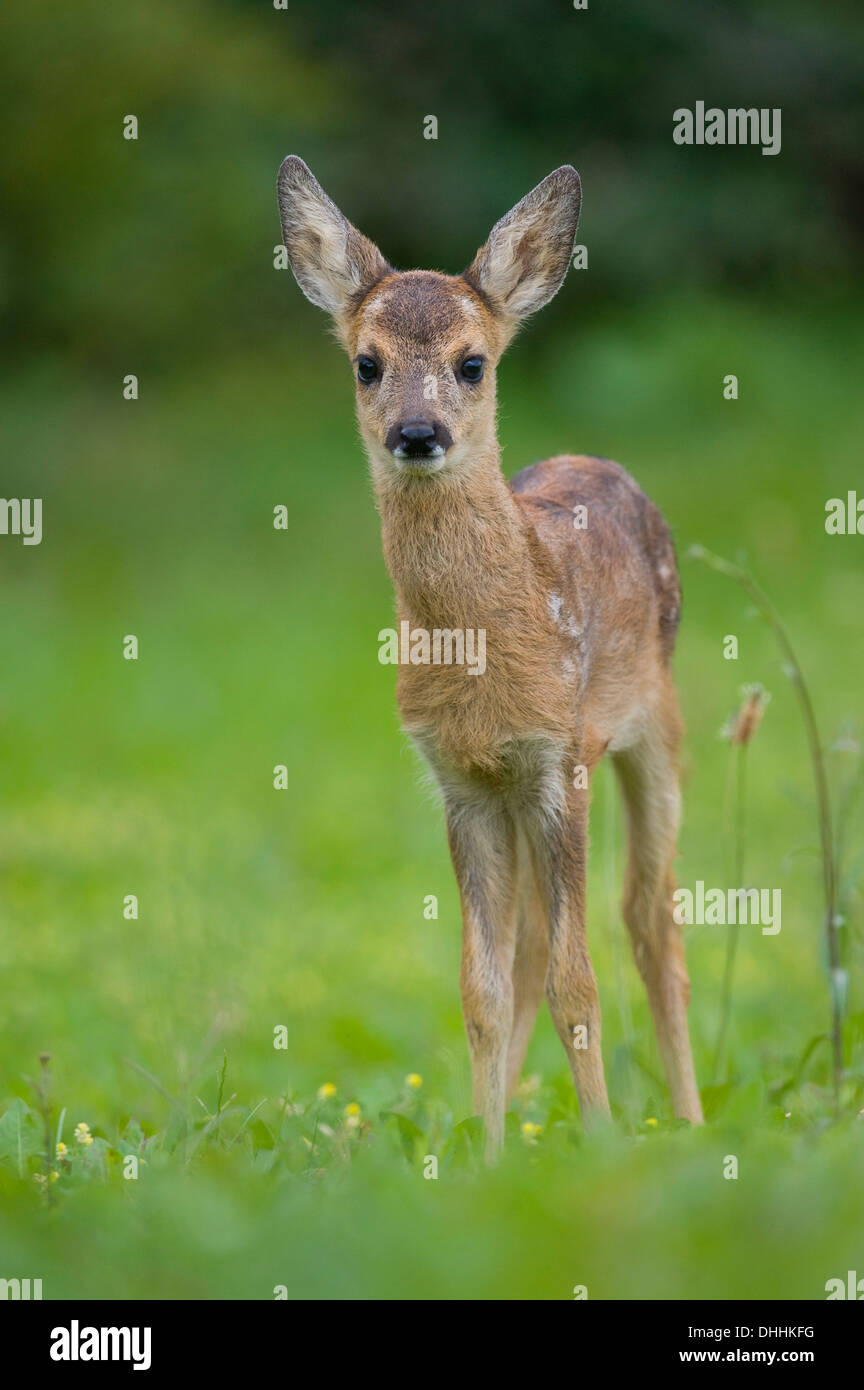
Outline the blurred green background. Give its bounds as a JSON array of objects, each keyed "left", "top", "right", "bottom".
[{"left": 0, "top": 0, "right": 863, "bottom": 1300}]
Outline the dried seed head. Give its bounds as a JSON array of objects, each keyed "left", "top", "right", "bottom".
[{"left": 725, "top": 683, "right": 770, "bottom": 746}]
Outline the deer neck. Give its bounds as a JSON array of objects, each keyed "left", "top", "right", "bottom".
[{"left": 375, "top": 444, "right": 537, "bottom": 629}]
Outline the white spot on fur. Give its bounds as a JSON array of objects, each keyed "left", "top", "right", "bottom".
[{"left": 548, "top": 592, "right": 586, "bottom": 668}]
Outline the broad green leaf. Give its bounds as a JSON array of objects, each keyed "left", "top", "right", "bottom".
[{"left": 0, "top": 1100, "right": 43, "bottom": 1175}]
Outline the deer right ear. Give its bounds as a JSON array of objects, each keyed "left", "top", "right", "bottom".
[
  {"left": 464, "top": 166, "right": 581, "bottom": 325},
  {"left": 277, "top": 156, "right": 390, "bottom": 318}
]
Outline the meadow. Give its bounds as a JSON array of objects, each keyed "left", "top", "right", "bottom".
[{"left": 1, "top": 290, "right": 863, "bottom": 1300}]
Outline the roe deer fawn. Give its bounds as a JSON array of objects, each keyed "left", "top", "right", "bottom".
[{"left": 277, "top": 156, "right": 704, "bottom": 1155}]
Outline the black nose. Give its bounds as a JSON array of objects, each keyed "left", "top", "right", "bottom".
[
  {"left": 386, "top": 417, "right": 451, "bottom": 457},
  {"left": 399, "top": 422, "right": 436, "bottom": 447}
]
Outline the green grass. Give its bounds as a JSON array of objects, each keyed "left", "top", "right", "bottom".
[{"left": 1, "top": 292, "right": 863, "bottom": 1299}]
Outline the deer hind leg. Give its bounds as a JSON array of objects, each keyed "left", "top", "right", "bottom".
[
  {"left": 505, "top": 828, "right": 549, "bottom": 1101},
  {"left": 612, "top": 697, "right": 704, "bottom": 1124},
  {"left": 446, "top": 796, "right": 517, "bottom": 1159}
]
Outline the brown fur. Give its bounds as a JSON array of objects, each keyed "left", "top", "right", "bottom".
[{"left": 277, "top": 156, "right": 704, "bottom": 1155}]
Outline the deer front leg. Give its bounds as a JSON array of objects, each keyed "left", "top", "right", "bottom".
[
  {"left": 528, "top": 800, "right": 611, "bottom": 1127},
  {"left": 446, "top": 798, "right": 517, "bottom": 1160}
]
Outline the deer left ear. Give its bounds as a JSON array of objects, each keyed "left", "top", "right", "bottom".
[{"left": 464, "top": 166, "right": 581, "bottom": 324}]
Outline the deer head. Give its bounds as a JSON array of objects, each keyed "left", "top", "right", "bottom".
[{"left": 277, "top": 157, "right": 581, "bottom": 483}]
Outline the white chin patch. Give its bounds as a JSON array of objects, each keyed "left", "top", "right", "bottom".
[{"left": 392, "top": 446, "right": 446, "bottom": 469}]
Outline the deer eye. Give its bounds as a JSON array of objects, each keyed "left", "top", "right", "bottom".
[
  {"left": 357, "top": 356, "right": 378, "bottom": 384},
  {"left": 460, "top": 356, "right": 484, "bottom": 382}
]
